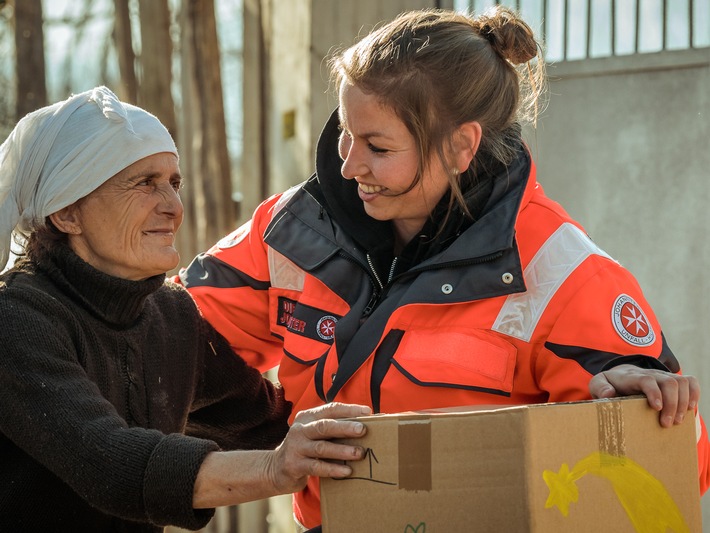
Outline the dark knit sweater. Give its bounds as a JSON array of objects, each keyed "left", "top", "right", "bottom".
[{"left": 0, "top": 243, "right": 291, "bottom": 532}]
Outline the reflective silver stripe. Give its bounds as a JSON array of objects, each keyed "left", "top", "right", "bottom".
[
  {"left": 268, "top": 184, "right": 306, "bottom": 291},
  {"left": 492, "top": 222, "right": 614, "bottom": 341},
  {"left": 269, "top": 248, "right": 306, "bottom": 290}
]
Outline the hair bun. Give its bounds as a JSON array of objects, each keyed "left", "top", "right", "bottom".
[{"left": 474, "top": 6, "right": 538, "bottom": 65}]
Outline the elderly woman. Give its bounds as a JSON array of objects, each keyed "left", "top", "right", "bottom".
[{"left": 0, "top": 87, "right": 368, "bottom": 532}]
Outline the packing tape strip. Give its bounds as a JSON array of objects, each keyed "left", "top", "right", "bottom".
[
  {"left": 597, "top": 400, "right": 626, "bottom": 458},
  {"left": 398, "top": 418, "right": 432, "bottom": 491}
]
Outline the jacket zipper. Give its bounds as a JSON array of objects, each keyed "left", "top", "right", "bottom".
[
  {"left": 366, "top": 254, "right": 398, "bottom": 288},
  {"left": 362, "top": 255, "right": 399, "bottom": 318},
  {"left": 336, "top": 250, "right": 380, "bottom": 319},
  {"left": 335, "top": 251, "right": 393, "bottom": 319}
]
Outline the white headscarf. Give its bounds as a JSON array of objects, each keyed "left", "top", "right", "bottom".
[{"left": 0, "top": 86, "right": 178, "bottom": 270}]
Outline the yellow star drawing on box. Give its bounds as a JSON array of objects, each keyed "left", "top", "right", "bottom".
[{"left": 543, "top": 452, "right": 689, "bottom": 533}]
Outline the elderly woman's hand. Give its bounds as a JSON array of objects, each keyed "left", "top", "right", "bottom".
[
  {"left": 266, "top": 402, "right": 371, "bottom": 494},
  {"left": 193, "top": 402, "right": 371, "bottom": 508},
  {"left": 589, "top": 364, "right": 700, "bottom": 428}
]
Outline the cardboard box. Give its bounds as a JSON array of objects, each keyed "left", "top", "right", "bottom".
[{"left": 321, "top": 397, "right": 701, "bottom": 532}]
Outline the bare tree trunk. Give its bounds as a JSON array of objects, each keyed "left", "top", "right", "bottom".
[
  {"left": 137, "top": 0, "right": 177, "bottom": 141},
  {"left": 241, "top": 0, "right": 270, "bottom": 221},
  {"left": 56, "top": 0, "right": 95, "bottom": 98},
  {"left": 176, "top": 1, "right": 198, "bottom": 264},
  {"left": 113, "top": 0, "right": 138, "bottom": 104},
  {"left": 14, "top": 0, "right": 47, "bottom": 118},
  {"left": 180, "top": 0, "right": 235, "bottom": 255}
]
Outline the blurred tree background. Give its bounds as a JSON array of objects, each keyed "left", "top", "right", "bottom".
[
  {"left": 1, "top": 3, "right": 267, "bottom": 529},
  {"left": 0, "top": 0, "right": 245, "bottom": 268}
]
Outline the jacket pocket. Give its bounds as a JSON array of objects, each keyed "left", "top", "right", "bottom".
[{"left": 390, "top": 328, "right": 516, "bottom": 395}]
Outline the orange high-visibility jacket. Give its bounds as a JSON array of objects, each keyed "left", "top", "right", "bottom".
[{"left": 177, "top": 114, "right": 709, "bottom": 528}]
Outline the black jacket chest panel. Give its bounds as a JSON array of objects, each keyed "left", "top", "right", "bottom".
[{"left": 266, "top": 184, "right": 526, "bottom": 306}]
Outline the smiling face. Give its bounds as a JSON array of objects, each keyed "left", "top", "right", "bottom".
[
  {"left": 337, "top": 82, "right": 451, "bottom": 248},
  {"left": 51, "top": 152, "right": 184, "bottom": 280}
]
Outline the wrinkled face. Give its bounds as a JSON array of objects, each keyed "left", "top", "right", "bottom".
[
  {"left": 65, "top": 152, "right": 183, "bottom": 280},
  {"left": 337, "top": 81, "right": 450, "bottom": 246}
]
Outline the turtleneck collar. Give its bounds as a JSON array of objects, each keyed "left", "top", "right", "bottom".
[{"left": 31, "top": 242, "right": 165, "bottom": 327}]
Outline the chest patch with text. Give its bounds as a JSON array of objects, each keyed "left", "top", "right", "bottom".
[{"left": 276, "top": 297, "right": 341, "bottom": 343}]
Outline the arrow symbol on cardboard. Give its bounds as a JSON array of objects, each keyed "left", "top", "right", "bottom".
[{"left": 364, "top": 447, "right": 379, "bottom": 479}]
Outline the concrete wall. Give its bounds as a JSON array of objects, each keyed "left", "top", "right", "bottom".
[{"left": 523, "top": 47, "right": 710, "bottom": 524}]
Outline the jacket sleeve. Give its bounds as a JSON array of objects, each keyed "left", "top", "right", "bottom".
[
  {"left": 533, "top": 256, "right": 710, "bottom": 495},
  {"left": 174, "top": 194, "right": 286, "bottom": 374},
  {"left": 180, "top": 285, "right": 292, "bottom": 450},
  {"left": 0, "top": 286, "right": 217, "bottom": 529}
]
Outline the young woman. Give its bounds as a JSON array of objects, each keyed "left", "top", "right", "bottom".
[{"left": 177, "top": 7, "right": 709, "bottom": 530}]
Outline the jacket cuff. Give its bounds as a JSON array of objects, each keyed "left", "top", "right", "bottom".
[{"left": 143, "top": 433, "right": 220, "bottom": 529}]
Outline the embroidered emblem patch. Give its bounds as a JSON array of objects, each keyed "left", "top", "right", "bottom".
[
  {"left": 611, "top": 294, "right": 655, "bottom": 346},
  {"left": 317, "top": 315, "right": 338, "bottom": 340}
]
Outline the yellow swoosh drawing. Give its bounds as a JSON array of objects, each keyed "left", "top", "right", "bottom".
[{"left": 543, "top": 452, "right": 689, "bottom": 533}]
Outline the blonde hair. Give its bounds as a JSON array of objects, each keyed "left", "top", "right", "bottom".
[{"left": 329, "top": 6, "right": 546, "bottom": 219}]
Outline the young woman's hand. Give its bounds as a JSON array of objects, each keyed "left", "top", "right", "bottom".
[{"left": 589, "top": 364, "right": 700, "bottom": 427}]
